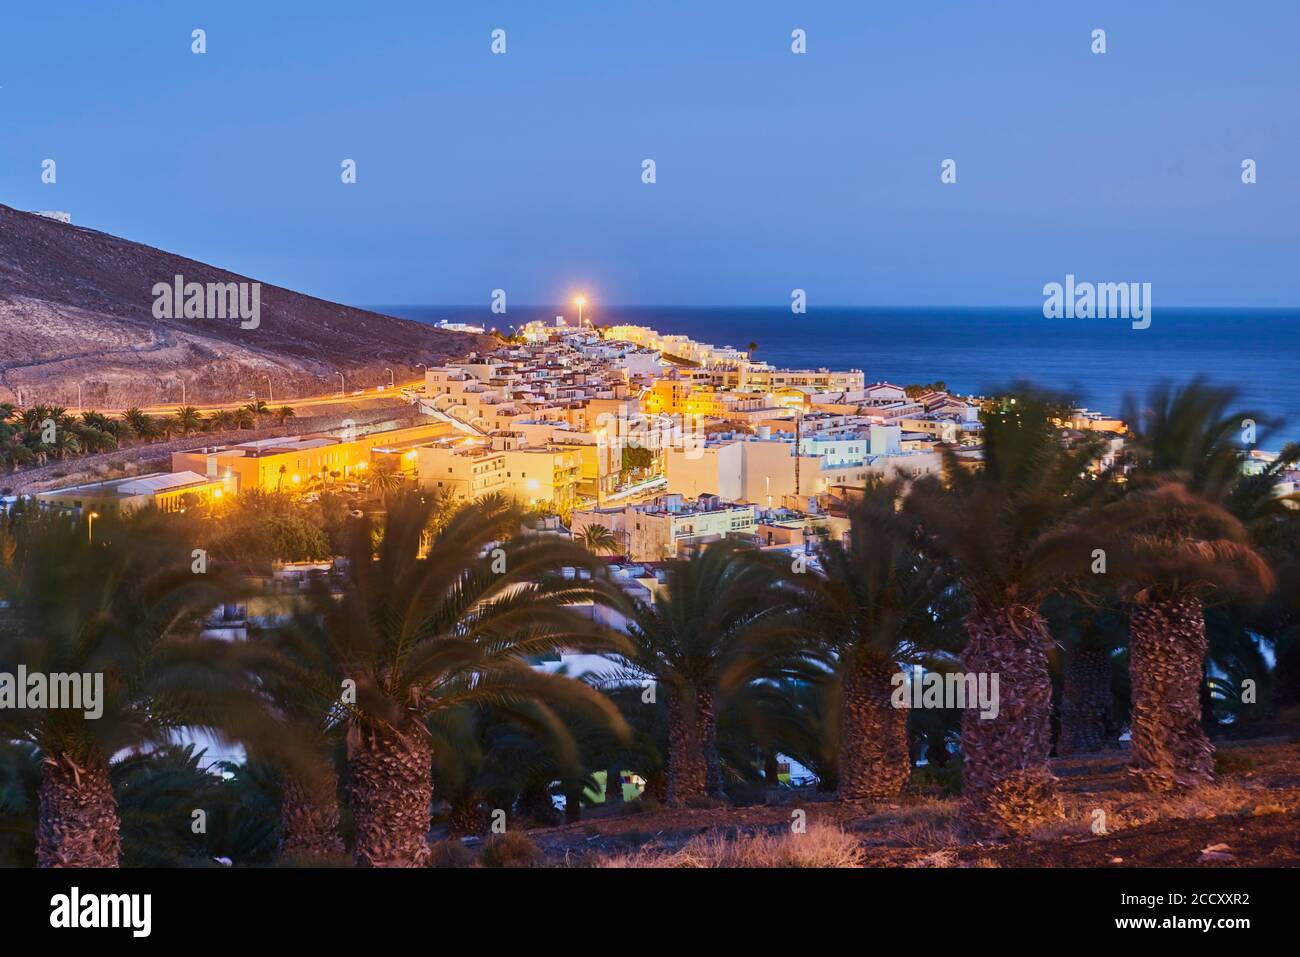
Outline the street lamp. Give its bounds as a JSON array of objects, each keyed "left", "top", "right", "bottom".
[
  {"left": 575, "top": 296, "right": 586, "bottom": 326},
  {"left": 87, "top": 511, "right": 100, "bottom": 543},
  {"left": 385, "top": 368, "right": 395, "bottom": 389},
  {"left": 264, "top": 376, "right": 273, "bottom": 403},
  {"left": 336, "top": 373, "right": 345, "bottom": 396}
]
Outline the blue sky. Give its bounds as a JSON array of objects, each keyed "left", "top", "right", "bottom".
[{"left": 3, "top": 1, "right": 1296, "bottom": 307}]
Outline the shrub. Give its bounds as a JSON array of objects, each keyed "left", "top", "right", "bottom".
[
  {"left": 427, "top": 839, "right": 478, "bottom": 869},
  {"left": 624, "top": 794, "right": 662, "bottom": 815},
  {"left": 480, "top": 832, "right": 543, "bottom": 869}
]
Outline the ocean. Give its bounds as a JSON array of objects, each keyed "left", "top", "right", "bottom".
[{"left": 373, "top": 306, "right": 1300, "bottom": 447}]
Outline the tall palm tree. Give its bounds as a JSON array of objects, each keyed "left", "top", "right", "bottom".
[
  {"left": 618, "top": 541, "right": 811, "bottom": 805},
  {"left": 310, "top": 492, "right": 628, "bottom": 866},
  {"left": 803, "top": 480, "right": 958, "bottom": 801},
  {"left": 273, "top": 406, "right": 297, "bottom": 425},
  {"left": 1042, "top": 594, "right": 1126, "bottom": 755},
  {"left": 245, "top": 617, "right": 349, "bottom": 864},
  {"left": 904, "top": 390, "right": 1106, "bottom": 837},
  {"left": 0, "top": 510, "right": 278, "bottom": 866},
  {"left": 1113, "top": 381, "right": 1277, "bottom": 789},
  {"left": 1084, "top": 484, "right": 1271, "bottom": 790}
]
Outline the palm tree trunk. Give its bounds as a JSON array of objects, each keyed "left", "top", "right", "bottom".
[
  {"left": 960, "top": 603, "right": 1064, "bottom": 838},
  {"left": 643, "top": 767, "right": 668, "bottom": 803},
  {"left": 666, "top": 686, "right": 710, "bottom": 806},
  {"left": 347, "top": 722, "right": 433, "bottom": 867},
  {"left": 518, "top": 780, "right": 558, "bottom": 825},
  {"left": 702, "top": 687, "right": 724, "bottom": 799},
  {"left": 447, "top": 795, "right": 487, "bottom": 837},
  {"left": 563, "top": 782, "right": 582, "bottom": 824},
  {"left": 1057, "top": 644, "right": 1114, "bottom": 755},
  {"left": 37, "top": 752, "right": 121, "bottom": 867},
  {"left": 836, "top": 650, "right": 910, "bottom": 801},
  {"left": 763, "top": 753, "right": 781, "bottom": 786},
  {"left": 605, "top": 766, "right": 623, "bottom": 805},
  {"left": 1128, "top": 595, "right": 1215, "bottom": 790},
  {"left": 280, "top": 768, "right": 345, "bottom": 863}
]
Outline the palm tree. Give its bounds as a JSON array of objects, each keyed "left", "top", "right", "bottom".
[
  {"left": 577, "top": 523, "right": 619, "bottom": 557},
  {"left": 246, "top": 616, "right": 348, "bottom": 863},
  {"left": 174, "top": 406, "right": 203, "bottom": 435},
  {"left": 244, "top": 400, "right": 270, "bottom": 420},
  {"left": 802, "top": 480, "right": 958, "bottom": 801},
  {"left": 0, "top": 510, "right": 278, "bottom": 866},
  {"left": 366, "top": 464, "right": 403, "bottom": 504},
  {"left": 618, "top": 540, "right": 811, "bottom": 805},
  {"left": 904, "top": 390, "right": 1107, "bottom": 837},
  {"left": 1084, "top": 484, "right": 1271, "bottom": 790},
  {"left": 207, "top": 409, "right": 237, "bottom": 432},
  {"left": 273, "top": 406, "right": 297, "bottom": 425},
  {"left": 1111, "top": 382, "right": 1277, "bottom": 789},
  {"left": 308, "top": 493, "right": 628, "bottom": 866},
  {"left": 121, "top": 407, "right": 159, "bottom": 441},
  {"left": 1043, "top": 594, "right": 1126, "bottom": 755}
]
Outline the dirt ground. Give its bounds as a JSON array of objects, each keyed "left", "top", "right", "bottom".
[{"left": 513, "top": 738, "right": 1300, "bottom": 867}]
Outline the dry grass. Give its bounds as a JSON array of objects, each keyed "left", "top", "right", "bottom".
[
  {"left": 855, "top": 797, "right": 962, "bottom": 848},
  {"left": 594, "top": 823, "right": 866, "bottom": 868},
  {"left": 1059, "top": 780, "right": 1282, "bottom": 834}
]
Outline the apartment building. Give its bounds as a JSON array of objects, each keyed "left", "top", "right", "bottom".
[
  {"left": 416, "top": 430, "right": 581, "bottom": 510},
  {"left": 571, "top": 493, "right": 756, "bottom": 562}
]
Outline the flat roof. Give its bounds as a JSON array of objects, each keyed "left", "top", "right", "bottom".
[{"left": 38, "top": 470, "right": 214, "bottom": 498}]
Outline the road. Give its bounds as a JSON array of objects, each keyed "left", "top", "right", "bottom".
[{"left": 60, "top": 380, "right": 426, "bottom": 418}]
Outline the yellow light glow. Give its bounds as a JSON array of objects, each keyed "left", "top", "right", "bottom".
[
  {"left": 292, "top": 475, "right": 301, "bottom": 483},
  {"left": 575, "top": 296, "right": 586, "bottom": 306},
  {"left": 213, "top": 489, "right": 223, "bottom": 499}
]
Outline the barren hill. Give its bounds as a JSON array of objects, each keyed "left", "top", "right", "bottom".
[{"left": 0, "top": 204, "right": 488, "bottom": 407}]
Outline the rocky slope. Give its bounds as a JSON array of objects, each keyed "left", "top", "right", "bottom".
[{"left": 0, "top": 204, "right": 489, "bottom": 407}]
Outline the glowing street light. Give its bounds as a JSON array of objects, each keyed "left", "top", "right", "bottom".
[
  {"left": 575, "top": 295, "right": 587, "bottom": 326},
  {"left": 87, "top": 511, "right": 100, "bottom": 543}
]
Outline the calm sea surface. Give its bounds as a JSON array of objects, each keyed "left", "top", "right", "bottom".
[{"left": 372, "top": 306, "right": 1299, "bottom": 446}]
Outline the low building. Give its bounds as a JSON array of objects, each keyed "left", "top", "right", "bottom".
[
  {"left": 35, "top": 471, "right": 225, "bottom": 514},
  {"left": 172, "top": 423, "right": 450, "bottom": 492}
]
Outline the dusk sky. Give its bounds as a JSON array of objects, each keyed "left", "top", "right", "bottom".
[{"left": 4, "top": 1, "right": 1296, "bottom": 307}]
